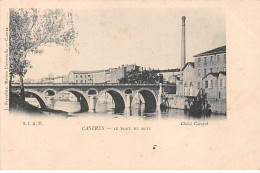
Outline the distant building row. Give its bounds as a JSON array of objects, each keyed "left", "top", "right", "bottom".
[
  {"left": 25, "top": 64, "right": 181, "bottom": 84},
  {"left": 63, "top": 64, "right": 142, "bottom": 84}
]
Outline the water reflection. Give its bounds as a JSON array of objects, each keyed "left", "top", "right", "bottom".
[{"left": 26, "top": 98, "right": 226, "bottom": 120}]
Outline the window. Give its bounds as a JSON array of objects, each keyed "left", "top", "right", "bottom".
[
  {"left": 215, "top": 80, "right": 218, "bottom": 87},
  {"left": 81, "top": 80, "right": 83, "bottom": 83},
  {"left": 198, "top": 69, "right": 200, "bottom": 76},
  {"left": 198, "top": 58, "right": 201, "bottom": 63},
  {"left": 217, "top": 55, "right": 220, "bottom": 62},
  {"left": 76, "top": 75, "right": 78, "bottom": 78},
  {"left": 220, "top": 79, "right": 223, "bottom": 88},
  {"left": 205, "top": 80, "right": 208, "bottom": 88},
  {"left": 76, "top": 80, "right": 78, "bottom": 83},
  {"left": 210, "top": 80, "right": 213, "bottom": 88},
  {"left": 80, "top": 75, "right": 82, "bottom": 78},
  {"left": 198, "top": 82, "right": 200, "bottom": 89},
  {"left": 85, "top": 75, "right": 87, "bottom": 78},
  {"left": 204, "top": 69, "right": 207, "bottom": 76},
  {"left": 210, "top": 68, "right": 213, "bottom": 73},
  {"left": 210, "top": 56, "right": 213, "bottom": 61},
  {"left": 204, "top": 57, "right": 207, "bottom": 65}
]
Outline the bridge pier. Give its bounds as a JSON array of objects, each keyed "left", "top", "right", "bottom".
[
  {"left": 125, "top": 94, "right": 132, "bottom": 108},
  {"left": 45, "top": 96, "right": 56, "bottom": 109},
  {"left": 157, "top": 83, "right": 163, "bottom": 108},
  {"left": 88, "top": 95, "right": 97, "bottom": 112},
  {"left": 124, "top": 107, "right": 132, "bottom": 116}
]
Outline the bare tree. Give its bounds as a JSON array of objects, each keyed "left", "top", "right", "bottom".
[{"left": 9, "top": 8, "right": 78, "bottom": 100}]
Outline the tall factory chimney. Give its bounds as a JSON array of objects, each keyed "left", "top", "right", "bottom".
[{"left": 181, "top": 16, "right": 186, "bottom": 69}]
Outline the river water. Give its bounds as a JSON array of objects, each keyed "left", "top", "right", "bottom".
[{"left": 25, "top": 98, "right": 226, "bottom": 120}]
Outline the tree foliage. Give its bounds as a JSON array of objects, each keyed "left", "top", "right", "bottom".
[
  {"left": 10, "top": 8, "right": 78, "bottom": 77},
  {"left": 119, "top": 69, "right": 162, "bottom": 84},
  {"left": 9, "top": 8, "right": 78, "bottom": 100}
]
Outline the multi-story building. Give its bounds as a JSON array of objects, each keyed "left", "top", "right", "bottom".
[
  {"left": 202, "top": 71, "right": 226, "bottom": 99},
  {"left": 176, "top": 79, "right": 183, "bottom": 96},
  {"left": 63, "top": 64, "right": 142, "bottom": 84},
  {"left": 108, "top": 65, "right": 125, "bottom": 83},
  {"left": 176, "top": 45, "right": 226, "bottom": 98},
  {"left": 125, "top": 64, "right": 142, "bottom": 72},
  {"left": 106, "top": 64, "right": 142, "bottom": 83},
  {"left": 193, "top": 45, "right": 226, "bottom": 98},
  {"left": 217, "top": 71, "right": 226, "bottom": 99},
  {"left": 182, "top": 62, "right": 195, "bottom": 96},
  {"left": 66, "top": 70, "right": 107, "bottom": 84}
]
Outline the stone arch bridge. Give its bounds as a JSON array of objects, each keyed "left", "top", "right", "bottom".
[{"left": 11, "top": 83, "right": 175, "bottom": 112}]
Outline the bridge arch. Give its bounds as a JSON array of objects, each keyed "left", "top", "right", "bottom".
[
  {"left": 43, "top": 88, "right": 57, "bottom": 96},
  {"left": 96, "top": 88, "right": 126, "bottom": 113},
  {"left": 56, "top": 88, "right": 89, "bottom": 112},
  {"left": 124, "top": 88, "right": 133, "bottom": 94},
  {"left": 24, "top": 89, "right": 48, "bottom": 110},
  {"left": 131, "top": 88, "right": 157, "bottom": 112},
  {"left": 86, "top": 88, "right": 98, "bottom": 95}
]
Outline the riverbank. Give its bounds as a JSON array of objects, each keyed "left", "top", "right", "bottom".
[{"left": 10, "top": 93, "right": 69, "bottom": 116}]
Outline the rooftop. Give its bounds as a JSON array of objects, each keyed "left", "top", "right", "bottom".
[
  {"left": 202, "top": 71, "right": 226, "bottom": 80},
  {"left": 219, "top": 71, "right": 226, "bottom": 76},
  {"left": 194, "top": 45, "right": 226, "bottom": 57},
  {"left": 154, "top": 68, "right": 180, "bottom": 73},
  {"left": 70, "top": 70, "right": 106, "bottom": 74},
  {"left": 181, "top": 62, "right": 194, "bottom": 71}
]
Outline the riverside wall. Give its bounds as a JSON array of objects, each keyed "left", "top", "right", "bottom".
[
  {"left": 167, "top": 94, "right": 226, "bottom": 114},
  {"left": 207, "top": 98, "right": 226, "bottom": 114},
  {"left": 167, "top": 95, "right": 186, "bottom": 110}
]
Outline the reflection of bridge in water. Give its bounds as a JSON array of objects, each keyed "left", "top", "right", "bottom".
[{"left": 11, "top": 83, "right": 175, "bottom": 113}]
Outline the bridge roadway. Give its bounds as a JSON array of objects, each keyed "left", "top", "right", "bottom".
[{"left": 11, "top": 83, "right": 175, "bottom": 112}]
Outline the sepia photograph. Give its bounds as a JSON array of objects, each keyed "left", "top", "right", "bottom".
[{"left": 9, "top": 8, "right": 226, "bottom": 119}]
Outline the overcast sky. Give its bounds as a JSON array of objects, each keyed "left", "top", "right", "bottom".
[{"left": 24, "top": 8, "right": 225, "bottom": 79}]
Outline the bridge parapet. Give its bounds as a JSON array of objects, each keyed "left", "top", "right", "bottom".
[{"left": 11, "top": 83, "right": 171, "bottom": 87}]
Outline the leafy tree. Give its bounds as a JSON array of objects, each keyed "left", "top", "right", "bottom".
[
  {"left": 9, "top": 8, "right": 78, "bottom": 100},
  {"left": 119, "top": 69, "right": 162, "bottom": 84}
]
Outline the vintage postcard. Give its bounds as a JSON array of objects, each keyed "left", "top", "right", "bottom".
[{"left": 0, "top": 0, "right": 260, "bottom": 170}]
